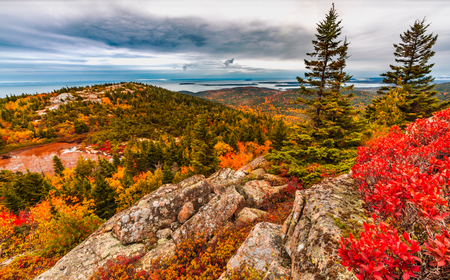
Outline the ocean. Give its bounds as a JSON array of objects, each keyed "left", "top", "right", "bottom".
[{"left": 0, "top": 78, "right": 389, "bottom": 97}]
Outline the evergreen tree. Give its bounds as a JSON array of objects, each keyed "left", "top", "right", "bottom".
[
  {"left": 112, "top": 154, "right": 121, "bottom": 167},
  {"left": 297, "top": 4, "right": 350, "bottom": 126},
  {"left": 162, "top": 163, "right": 174, "bottom": 184},
  {"left": 53, "top": 155, "right": 65, "bottom": 176},
  {"left": 0, "top": 172, "right": 52, "bottom": 213},
  {"left": 92, "top": 173, "right": 117, "bottom": 220},
  {"left": 296, "top": 4, "right": 361, "bottom": 146},
  {"left": 378, "top": 19, "right": 438, "bottom": 95},
  {"left": 74, "top": 156, "right": 95, "bottom": 179},
  {"left": 373, "top": 19, "right": 449, "bottom": 123},
  {"left": 271, "top": 119, "right": 287, "bottom": 150},
  {"left": 193, "top": 115, "right": 208, "bottom": 141},
  {"left": 267, "top": 4, "right": 362, "bottom": 186},
  {"left": 74, "top": 120, "right": 89, "bottom": 134},
  {"left": 365, "top": 81, "right": 407, "bottom": 127},
  {"left": 97, "top": 157, "right": 116, "bottom": 178}
]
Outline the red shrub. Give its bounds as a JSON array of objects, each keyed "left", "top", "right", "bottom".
[
  {"left": 340, "top": 108, "right": 450, "bottom": 278},
  {"left": 339, "top": 216, "right": 421, "bottom": 280},
  {"left": 424, "top": 230, "right": 450, "bottom": 267},
  {"left": 90, "top": 253, "right": 146, "bottom": 280},
  {"left": 352, "top": 109, "right": 450, "bottom": 225}
]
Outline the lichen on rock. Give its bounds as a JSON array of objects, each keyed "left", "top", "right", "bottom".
[
  {"left": 282, "top": 173, "right": 364, "bottom": 280},
  {"left": 172, "top": 186, "right": 245, "bottom": 244},
  {"left": 220, "top": 222, "right": 285, "bottom": 279}
]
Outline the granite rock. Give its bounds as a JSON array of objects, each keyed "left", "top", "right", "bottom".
[
  {"left": 282, "top": 174, "right": 363, "bottom": 280},
  {"left": 172, "top": 187, "right": 245, "bottom": 244}
]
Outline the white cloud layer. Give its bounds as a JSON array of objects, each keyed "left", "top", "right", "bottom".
[{"left": 0, "top": 0, "right": 449, "bottom": 82}]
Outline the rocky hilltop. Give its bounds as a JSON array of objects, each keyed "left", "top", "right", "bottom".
[{"left": 36, "top": 157, "right": 366, "bottom": 280}]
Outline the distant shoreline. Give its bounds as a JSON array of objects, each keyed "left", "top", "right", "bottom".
[{"left": 0, "top": 79, "right": 448, "bottom": 97}]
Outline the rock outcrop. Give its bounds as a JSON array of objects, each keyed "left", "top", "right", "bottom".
[
  {"left": 36, "top": 158, "right": 269, "bottom": 279},
  {"left": 240, "top": 180, "right": 288, "bottom": 209},
  {"left": 219, "top": 222, "right": 286, "bottom": 279},
  {"left": 172, "top": 186, "right": 245, "bottom": 244},
  {"left": 282, "top": 174, "right": 365, "bottom": 280},
  {"left": 235, "top": 207, "right": 269, "bottom": 226},
  {"left": 35, "top": 157, "right": 365, "bottom": 280}
]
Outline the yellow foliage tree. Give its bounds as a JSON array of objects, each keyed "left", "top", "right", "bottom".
[{"left": 115, "top": 169, "right": 163, "bottom": 212}]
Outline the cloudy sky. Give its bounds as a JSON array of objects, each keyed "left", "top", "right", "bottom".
[{"left": 1, "top": 0, "right": 449, "bottom": 84}]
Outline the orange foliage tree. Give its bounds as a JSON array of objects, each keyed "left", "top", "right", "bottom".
[{"left": 217, "top": 141, "right": 271, "bottom": 170}]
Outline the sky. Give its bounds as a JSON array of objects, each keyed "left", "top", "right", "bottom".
[{"left": 1, "top": 0, "right": 450, "bottom": 86}]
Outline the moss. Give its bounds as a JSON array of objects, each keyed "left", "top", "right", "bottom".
[{"left": 328, "top": 214, "right": 363, "bottom": 239}]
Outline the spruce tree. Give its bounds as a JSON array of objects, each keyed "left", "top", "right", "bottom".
[
  {"left": 267, "top": 4, "right": 361, "bottom": 186},
  {"left": 373, "top": 19, "right": 449, "bottom": 122},
  {"left": 53, "top": 155, "right": 65, "bottom": 176},
  {"left": 162, "top": 163, "right": 174, "bottom": 184},
  {"left": 272, "top": 119, "right": 287, "bottom": 150},
  {"left": 378, "top": 19, "right": 437, "bottom": 95},
  {"left": 92, "top": 173, "right": 117, "bottom": 220},
  {"left": 296, "top": 4, "right": 361, "bottom": 146}
]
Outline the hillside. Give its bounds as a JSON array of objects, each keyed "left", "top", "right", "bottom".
[
  {"left": 2, "top": 108, "right": 449, "bottom": 279},
  {"left": 181, "top": 83, "right": 450, "bottom": 123},
  {"left": 0, "top": 82, "right": 283, "bottom": 279},
  {"left": 0, "top": 83, "right": 275, "bottom": 152},
  {"left": 183, "top": 86, "right": 377, "bottom": 123},
  {"left": 436, "top": 82, "right": 450, "bottom": 101}
]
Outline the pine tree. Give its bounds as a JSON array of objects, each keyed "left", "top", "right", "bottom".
[
  {"left": 267, "top": 4, "right": 362, "bottom": 186},
  {"left": 53, "top": 155, "right": 65, "bottom": 176},
  {"left": 378, "top": 19, "right": 438, "bottom": 95},
  {"left": 271, "top": 119, "right": 287, "bottom": 150},
  {"left": 374, "top": 19, "right": 449, "bottom": 122},
  {"left": 193, "top": 115, "right": 208, "bottom": 141},
  {"left": 365, "top": 81, "right": 407, "bottom": 127},
  {"left": 112, "top": 154, "right": 121, "bottom": 167},
  {"left": 296, "top": 4, "right": 361, "bottom": 146},
  {"left": 74, "top": 120, "right": 89, "bottom": 134},
  {"left": 92, "top": 173, "right": 117, "bottom": 220},
  {"left": 297, "top": 4, "right": 350, "bottom": 125},
  {"left": 162, "top": 163, "right": 174, "bottom": 184}
]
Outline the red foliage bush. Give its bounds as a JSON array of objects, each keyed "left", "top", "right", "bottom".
[
  {"left": 424, "top": 229, "right": 450, "bottom": 267},
  {"left": 352, "top": 109, "right": 450, "bottom": 226},
  {"left": 90, "top": 253, "right": 146, "bottom": 280},
  {"left": 339, "top": 215, "right": 421, "bottom": 280},
  {"left": 340, "top": 108, "right": 450, "bottom": 278}
]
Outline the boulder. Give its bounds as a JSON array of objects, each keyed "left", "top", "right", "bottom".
[
  {"left": 221, "top": 222, "right": 284, "bottom": 277},
  {"left": 262, "top": 260, "right": 291, "bottom": 280},
  {"left": 156, "top": 228, "right": 172, "bottom": 240},
  {"left": 137, "top": 240, "right": 176, "bottom": 271},
  {"left": 207, "top": 168, "right": 246, "bottom": 186},
  {"left": 263, "top": 174, "right": 286, "bottom": 186},
  {"left": 34, "top": 175, "right": 206, "bottom": 280},
  {"left": 177, "top": 202, "right": 195, "bottom": 223},
  {"left": 241, "top": 180, "right": 288, "bottom": 208},
  {"left": 238, "top": 156, "right": 267, "bottom": 174},
  {"left": 172, "top": 186, "right": 245, "bottom": 244},
  {"left": 35, "top": 232, "right": 145, "bottom": 280},
  {"left": 50, "top": 93, "right": 75, "bottom": 104},
  {"left": 235, "top": 207, "right": 269, "bottom": 226},
  {"left": 112, "top": 178, "right": 214, "bottom": 245},
  {"left": 282, "top": 174, "right": 363, "bottom": 280},
  {"left": 247, "top": 168, "right": 266, "bottom": 180}
]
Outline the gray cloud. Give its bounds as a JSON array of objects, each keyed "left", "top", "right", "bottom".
[
  {"left": 223, "top": 58, "right": 234, "bottom": 66},
  {"left": 2, "top": 12, "right": 312, "bottom": 61},
  {"left": 1, "top": 0, "right": 450, "bottom": 81},
  {"left": 182, "top": 63, "right": 197, "bottom": 71}
]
